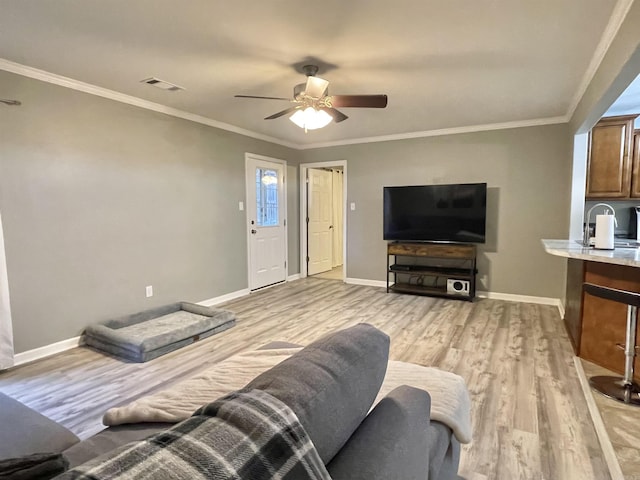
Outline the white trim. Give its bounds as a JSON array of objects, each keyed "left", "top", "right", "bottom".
[
  {"left": 0, "top": 211, "right": 14, "bottom": 370},
  {"left": 299, "top": 161, "right": 348, "bottom": 281},
  {"left": 287, "top": 273, "right": 301, "bottom": 282},
  {"left": 198, "top": 288, "right": 251, "bottom": 307},
  {"left": 13, "top": 336, "right": 84, "bottom": 367},
  {"left": 296, "top": 116, "right": 568, "bottom": 150},
  {"left": 344, "top": 282, "right": 563, "bottom": 308},
  {"left": 245, "top": 153, "right": 288, "bottom": 291},
  {"left": 4, "top": 4, "right": 634, "bottom": 153},
  {"left": 0, "top": 58, "right": 298, "bottom": 150},
  {"left": 557, "top": 300, "right": 566, "bottom": 320},
  {"left": 1, "top": 58, "right": 573, "bottom": 151},
  {"left": 565, "top": 0, "right": 635, "bottom": 121},
  {"left": 10, "top": 286, "right": 253, "bottom": 366},
  {"left": 573, "top": 357, "right": 624, "bottom": 480},
  {"left": 476, "top": 290, "right": 562, "bottom": 308},
  {"left": 345, "top": 278, "right": 387, "bottom": 288}
]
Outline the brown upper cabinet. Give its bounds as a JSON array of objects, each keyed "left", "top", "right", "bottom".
[{"left": 586, "top": 114, "right": 639, "bottom": 199}]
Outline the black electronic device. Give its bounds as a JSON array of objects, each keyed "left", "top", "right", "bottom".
[
  {"left": 383, "top": 183, "right": 487, "bottom": 243},
  {"left": 390, "top": 264, "right": 413, "bottom": 271}
]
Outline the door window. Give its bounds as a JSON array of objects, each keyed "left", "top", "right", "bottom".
[{"left": 255, "top": 168, "right": 279, "bottom": 227}]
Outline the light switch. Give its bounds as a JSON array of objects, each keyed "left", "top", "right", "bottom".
[
  {"left": 239, "top": 201, "right": 244, "bottom": 211},
  {"left": 350, "top": 202, "right": 356, "bottom": 211},
  {"left": 145, "top": 285, "right": 153, "bottom": 298}
]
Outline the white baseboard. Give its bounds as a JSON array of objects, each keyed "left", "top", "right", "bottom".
[
  {"left": 345, "top": 280, "right": 563, "bottom": 311},
  {"left": 476, "top": 290, "right": 562, "bottom": 309},
  {"left": 573, "top": 357, "right": 624, "bottom": 480},
  {"left": 12, "top": 288, "right": 252, "bottom": 367},
  {"left": 345, "top": 278, "right": 387, "bottom": 288},
  {"left": 287, "top": 274, "right": 301, "bottom": 282},
  {"left": 14, "top": 336, "right": 84, "bottom": 367},
  {"left": 557, "top": 300, "right": 566, "bottom": 319},
  {"left": 198, "top": 288, "right": 251, "bottom": 307},
  {"left": 9, "top": 284, "right": 564, "bottom": 367}
]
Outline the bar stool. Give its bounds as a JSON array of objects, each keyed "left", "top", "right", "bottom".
[{"left": 583, "top": 282, "right": 640, "bottom": 406}]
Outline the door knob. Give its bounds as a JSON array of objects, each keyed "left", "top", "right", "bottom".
[{"left": 251, "top": 229, "right": 257, "bottom": 234}]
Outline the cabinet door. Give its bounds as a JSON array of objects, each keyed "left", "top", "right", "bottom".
[
  {"left": 585, "top": 116, "right": 635, "bottom": 199},
  {"left": 631, "top": 130, "right": 640, "bottom": 198}
]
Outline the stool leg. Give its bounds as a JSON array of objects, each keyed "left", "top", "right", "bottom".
[
  {"left": 623, "top": 305, "right": 638, "bottom": 386},
  {"left": 588, "top": 304, "right": 640, "bottom": 406}
]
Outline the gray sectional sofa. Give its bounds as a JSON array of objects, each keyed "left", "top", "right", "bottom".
[{"left": 0, "top": 324, "right": 464, "bottom": 479}]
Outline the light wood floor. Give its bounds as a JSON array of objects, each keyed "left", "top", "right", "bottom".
[
  {"left": 311, "top": 266, "right": 344, "bottom": 280},
  {"left": 0, "top": 278, "right": 611, "bottom": 479},
  {"left": 581, "top": 359, "right": 640, "bottom": 479}
]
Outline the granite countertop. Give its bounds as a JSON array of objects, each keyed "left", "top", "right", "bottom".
[{"left": 542, "top": 239, "right": 640, "bottom": 267}]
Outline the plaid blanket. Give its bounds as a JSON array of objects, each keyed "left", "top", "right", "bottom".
[{"left": 59, "top": 389, "right": 332, "bottom": 480}]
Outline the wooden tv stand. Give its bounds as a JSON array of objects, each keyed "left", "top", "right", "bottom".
[{"left": 386, "top": 242, "right": 477, "bottom": 301}]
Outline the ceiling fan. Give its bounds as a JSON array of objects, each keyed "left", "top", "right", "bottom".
[{"left": 235, "top": 65, "right": 387, "bottom": 130}]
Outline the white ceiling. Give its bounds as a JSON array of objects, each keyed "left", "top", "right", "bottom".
[{"left": 0, "top": 0, "right": 626, "bottom": 147}]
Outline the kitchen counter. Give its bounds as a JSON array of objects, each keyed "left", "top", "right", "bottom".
[
  {"left": 542, "top": 239, "right": 640, "bottom": 268},
  {"left": 542, "top": 239, "right": 640, "bottom": 381}
]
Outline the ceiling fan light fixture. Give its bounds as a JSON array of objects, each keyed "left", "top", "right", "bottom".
[{"left": 289, "top": 107, "right": 332, "bottom": 131}]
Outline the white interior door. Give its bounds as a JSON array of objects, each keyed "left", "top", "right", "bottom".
[
  {"left": 308, "top": 168, "right": 333, "bottom": 275},
  {"left": 246, "top": 156, "right": 287, "bottom": 290},
  {"left": 332, "top": 170, "right": 344, "bottom": 268},
  {"left": 0, "top": 212, "right": 14, "bottom": 370}
]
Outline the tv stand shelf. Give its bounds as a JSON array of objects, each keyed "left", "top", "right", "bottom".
[{"left": 387, "top": 242, "right": 477, "bottom": 301}]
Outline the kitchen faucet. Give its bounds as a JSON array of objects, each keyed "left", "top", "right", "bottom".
[{"left": 583, "top": 202, "right": 617, "bottom": 247}]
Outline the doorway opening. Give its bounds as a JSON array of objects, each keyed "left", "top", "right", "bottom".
[{"left": 299, "top": 161, "right": 347, "bottom": 281}]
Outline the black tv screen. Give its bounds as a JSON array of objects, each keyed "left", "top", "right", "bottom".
[{"left": 383, "top": 183, "right": 487, "bottom": 243}]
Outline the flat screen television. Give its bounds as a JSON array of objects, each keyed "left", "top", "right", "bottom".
[{"left": 383, "top": 183, "right": 487, "bottom": 243}]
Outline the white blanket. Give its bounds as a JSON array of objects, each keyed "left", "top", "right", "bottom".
[{"left": 103, "top": 348, "right": 472, "bottom": 444}]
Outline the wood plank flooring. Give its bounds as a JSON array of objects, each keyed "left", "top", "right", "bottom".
[
  {"left": 0, "top": 278, "right": 611, "bottom": 479},
  {"left": 581, "top": 359, "right": 640, "bottom": 479}
]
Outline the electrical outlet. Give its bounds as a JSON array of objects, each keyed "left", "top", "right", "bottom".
[
  {"left": 350, "top": 202, "right": 356, "bottom": 211},
  {"left": 239, "top": 201, "right": 244, "bottom": 211},
  {"left": 145, "top": 285, "right": 153, "bottom": 298}
]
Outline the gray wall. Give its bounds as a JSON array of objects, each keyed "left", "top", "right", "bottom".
[
  {"left": 300, "top": 124, "right": 572, "bottom": 299},
  {"left": 0, "top": 70, "right": 299, "bottom": 353},
  {"left": 0, "top": 68, "right": 575, "bottom": 354}
]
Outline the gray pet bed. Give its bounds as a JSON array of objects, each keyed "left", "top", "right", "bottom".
[{"left": 84, "top": 302, "right": 236, "bottom": 362}]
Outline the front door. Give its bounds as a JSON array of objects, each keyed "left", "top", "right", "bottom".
[
  {"left": 246, "top": 155, "right": 287, "bottom": 290},
  {"left": 307, "top": 168, "right": 333, "bottom": 275}
]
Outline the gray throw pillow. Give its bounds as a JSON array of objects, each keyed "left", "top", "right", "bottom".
[{"left": 244, "top": 323, "right": 390, "bottom": 464}]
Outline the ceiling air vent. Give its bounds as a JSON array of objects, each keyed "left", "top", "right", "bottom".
[{"left": 140, "top": 77, "right": 185, "bottom": 92}]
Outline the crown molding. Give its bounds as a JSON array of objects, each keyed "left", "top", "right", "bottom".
[
  {"left": 1, "top": 57, "right": 570, "bottom": 150},
  {"left": 0, "top": 58, "right": 299, "bottom": 149},
  {"left": 565, "top": 0, "right": 635, "bottom": 121},
  {"left": 297, "top": 115, "right": 569, "bottom": 150}
]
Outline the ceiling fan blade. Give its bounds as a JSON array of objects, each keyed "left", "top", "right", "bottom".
[
  {"left": 235, "top": 95, "right": 291, "bottom": 101},
  {"left": 329, "top": 95, "right": 388, "bottom": 108},
  {"left": 321, "top": 107, "right": 348, "bottom": 123},
  {"left": 265, "top": 106, "right": 300, "bottom": 120},
  {"left": 305, "top": 76, "right": 329, "bottom": 98}
]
